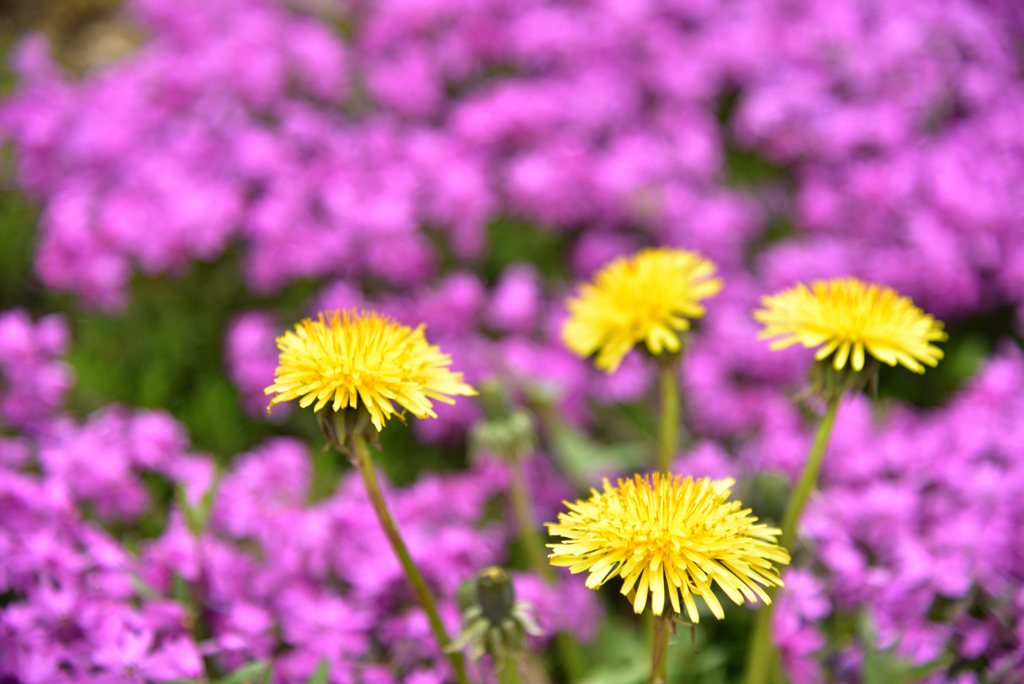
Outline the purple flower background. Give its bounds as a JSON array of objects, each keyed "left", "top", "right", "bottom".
[{"left": 2, "top": 0, "right": 1024, "bottom": 681}]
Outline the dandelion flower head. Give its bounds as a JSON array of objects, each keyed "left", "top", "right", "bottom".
[
  {"left": 547, "top": 473, "right": 789, "bottom": 622},
  {"left": 265, "top": 310, "right": 477, "bottom": 431},
  {"left": 562, "top": 248, "right": 723, "bottom": 372},
  {"left": 754, "top": 277, "right": 946, "bottom": 373}
]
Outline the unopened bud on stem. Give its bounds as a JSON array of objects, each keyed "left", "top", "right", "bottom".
[
  {"left": 317, "top": 404, "right": 377, "bottom": 457},
  {"left": 448, "top": 566, "right": 543, "bottom": 666},
  {"left": 470, "top": 382, "right": 536, "bottom": 462}
]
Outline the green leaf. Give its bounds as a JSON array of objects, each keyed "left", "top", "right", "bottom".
[
  {"left": 579, "top": 659, "right": 648, "bottom": 684},
  {"left": 215, "top": 660, "right": 270, "bottom": 684},
  {"left": 482, "top": 217, "right": 569, "bottom": 282},
  {"left": 0, "top": 191, "right": 38, "bottom": 309},
  {"left": 536, "top": 404, "right": 649, "bottom": 489},
  {"left": 199, "top": 465, "right": 223, "bottom": 523},
  {"left": 578, "top": 618, "right": 648, "bottom": 684},
  {"left": 524, "top": 383, "right": 655, "bottom": 491},
  {"left": 305, "top": 658, "right": 329, "bottom": 684},
  {"left": 175, "top": 486, "right": 204, "bottom": 536},
  {"left": 170, "top": 572, "right": 191, "bottom": 605},
  {"left": 129, "top": 573, "right": 160, "bottom": 599}
]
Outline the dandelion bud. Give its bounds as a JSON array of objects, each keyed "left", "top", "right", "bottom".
[
  {"left": 807, "top": 356, "right": 880, "bottom": 403},
  {"left": 469, "top": 382, "right": 536, "bottom": 461},
  {"left": 448, "top": 567, "right": 544, "bottom": 665},
  {"left": 316, "top": 403, "right": 375, "bottom": 454},
  {"left": 476, "top": 566, "right": 517, "bottom": 624}
]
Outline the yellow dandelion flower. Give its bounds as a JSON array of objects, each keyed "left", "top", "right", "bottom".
[
  {"left": 265, "top": 310, "right": 477, "bottom": 431},
  {"left": 547, "top": 474, "right": 789, "bottom": 622},
  {"left": 754, "top": 278, "right": 947, "bottom": 373},
  {"left": 562, "top": 248, "right": 723, "bottom": 372}
]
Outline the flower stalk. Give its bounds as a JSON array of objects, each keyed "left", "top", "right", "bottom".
[
  {"left": 779, "top": 395, "right": 841, "bottom": 551},
  {"left": 510, "top": 458, "right": 586, "bottom": 682},
  {"left": 649, "top": 612, "right": 673, "bottom": 684},
  {"left": 265, "top": 309, "right": 479, "bottom": 684},
  {"left": 648, "top": 355, "right": 682, "bottom": 656},
  {"left": 656, "top": 356, "right": 681, "bottom": 475},
  {"left": 497, "top": 660, "right": 523, "bottom": 684},
  {"left": 743, "top": 395, "right": 841, "bottom": 684},
  {"left": 350, "top": 432, "right": 471, "bottom": 684},
  {"left": 472, "top": 380, "right": 585, "bottom": 683},
  {"left": 507, "top": 455, "right": 551, "bottom": 582}
]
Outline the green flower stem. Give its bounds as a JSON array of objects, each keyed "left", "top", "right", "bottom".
[
  {"left": 743, "top": 585, "right": 778, "bottom": 684},
  {"left": 657, "top": 357, "right": 681, "bottom": 475},
  {"left": 648, "top": 356, "right": 683, "bottom": 662},
  {"left": 508, "top": 456, "right": 552, "bottom": 583},
  {"left": 778, "top": 396, "right": 841, "bottom": 551},
  {"left": 555, "top": 631, "right": 585, "bottom": 683},
  {"left": 649, "top": 612, "right": 672, "bottom": 684},
  {"left": 497, "top": 660, "right": 523, "bottom": 684},
  {"left": 743, "top": 395, "right": 841, "bottom": 684},
  {"left": 507, "top": 455, "right": 584, "bottom": 682},
  {"left": 351, "top": 433, "right": 471, "bottom": 684}
]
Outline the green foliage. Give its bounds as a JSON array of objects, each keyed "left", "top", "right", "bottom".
[
  {"left": 0, "top": 30, "right": 19, "bottom": 95},
  {"left": 482, "top": 215, "right": 571, "bottom": 284},
  {"left": 175, "top": 467, "right": 220, "bottom": 534},
  {"left": 579, "top": 620, "right": 649, "bottom": 684},
  {"left": 375, "top": 416, "right": 464, "bottom": 484},
  {"left": 215, "top": 660, "right": 271, "bottom": 684},
  {"left": 527, "top": 390, "right": 650, "bottom": 492},
  {"left": 578, "top": 616, "right": 741, "bottom": 684},
  {"left": 724, "top": 144, "right": 791, "bottom": 189},
  {"left": 0, "top": 191, "right": 40, "bottom": 309},
  {"left": 164, "top": 657, "right": 274, "bottom": 684},
  {"left": 305, "top": 659, "right": 329, "bottom": 684},
  {"left": 59, "top": 250, "right": 321, "bottom": 460},
  {"left": 858, "top": 614, "right": 954, "bottom": 684}
]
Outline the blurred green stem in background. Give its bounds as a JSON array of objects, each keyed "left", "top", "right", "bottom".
[
  {"left": 743, "top": 395, "right": 841, "bottom": 684},
  {"left": 507, "top": 453, "right": 585, "bottom": 682},
  {"left": 476, "top": 380, "right": 584, "bottom": 683},
  {"left": 657, "top": 356, "right": 681, "bottom": 475},
  {"left": 350, "top": 430, "right": 472, "bottom": 684},
  {"left": 507, "top": 451, "right": 551, "bottom": 582}
]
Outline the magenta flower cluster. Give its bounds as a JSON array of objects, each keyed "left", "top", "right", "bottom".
[
  {"left": 7, "top": 0, "right": 1022, "bottom": 449},
  {"left": 797, "top": 349, "right": 1024, "bottom": 680},
  {"left": 0, "top": 309, "right": 72, "bottom": 435},
  {"left": 6, "top": 0, "right": 1024, "bottom": 317}
]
